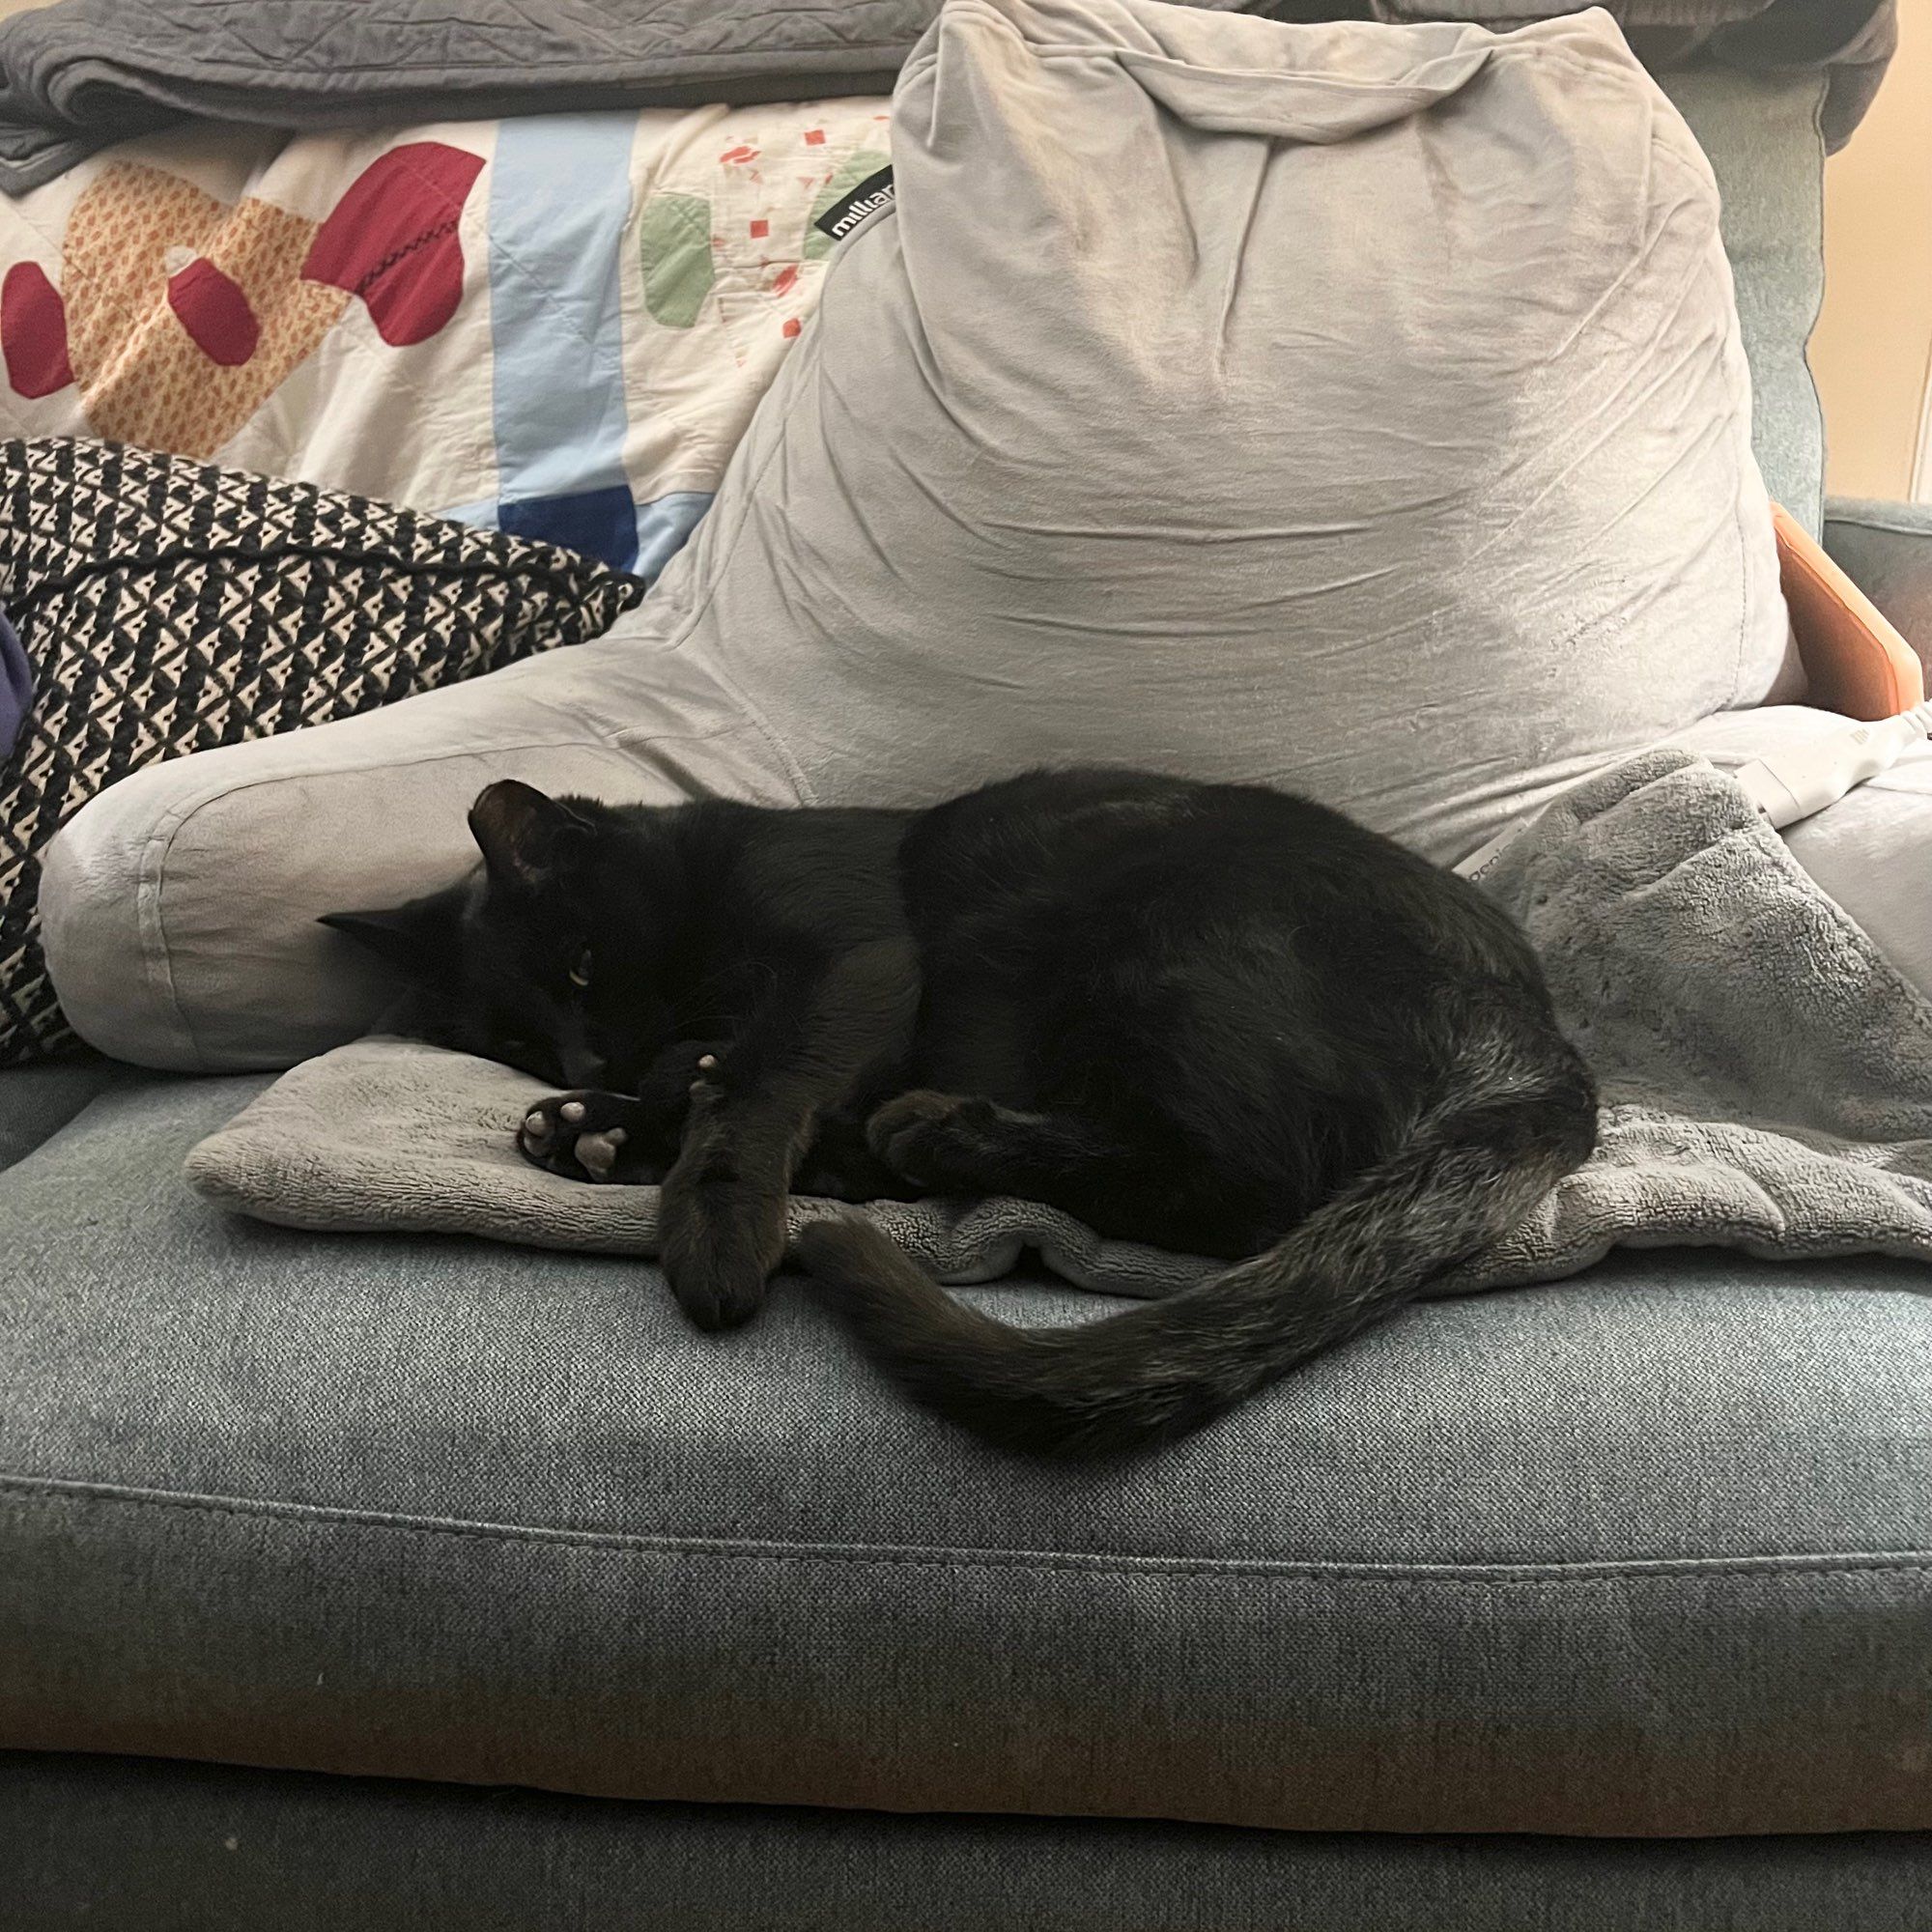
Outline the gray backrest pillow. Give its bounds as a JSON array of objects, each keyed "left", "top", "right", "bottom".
[{"left": 666, "top": 0, "right": 1791, "bottom": 867}]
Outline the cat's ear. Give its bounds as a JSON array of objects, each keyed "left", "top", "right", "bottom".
[
  {"left": 468, "top": 780, "right": 592, "bottom": 891},
  {"left": 319, "top": 892, "right": 462, "bottom": 984}
]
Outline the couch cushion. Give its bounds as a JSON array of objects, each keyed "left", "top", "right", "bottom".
[
  {"left": 4, "top": 1073, "right": 1930, "bottom": 1834},
  {"left": 0, "top": 1055, "right": 120, "bottom": 1168},
  {"left": 10, "top": 1751, "right": 1932, "bottom": 1932}
]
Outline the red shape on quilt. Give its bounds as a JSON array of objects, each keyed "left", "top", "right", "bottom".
[
  {"left": 302, "top": 141, "right": 486, "bottom": 347},
  {"left": 166, "top": 257, "right": 260, "bottom": 365},
  {"left": 1, "top": 261, "right": 72, "bottom": 396}
]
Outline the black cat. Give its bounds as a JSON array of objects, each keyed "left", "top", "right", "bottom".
[{"left": 325, "top": 768, "right": 1595, "bottom": 1456}]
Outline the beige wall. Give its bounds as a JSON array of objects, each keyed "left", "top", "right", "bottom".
[{"left": 1810, "top": 1, "right": 1932, "bottom": 501}]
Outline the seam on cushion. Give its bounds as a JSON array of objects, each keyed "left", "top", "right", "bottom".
[
  {"left": 4, "top": 1473, "right": 1930, "bottom": 1586},
  {"left": 1728, "top": 258, "right": 1751, "bottom": 713},
  {"left": 1800, "top": 72, "right": 1829, "bottom": 537},
  {"left": 1647, "top": 124, "right": 1755, "bottom": 714},
  {"left": 1684, "top": 81, "right": 1753, "bottom": 716},
  {"left": 923, "top": 9, "right": 1639, "bottom": 99},
  {"left": 137, "top": 722, "right": 747, "bottom": 1066}
]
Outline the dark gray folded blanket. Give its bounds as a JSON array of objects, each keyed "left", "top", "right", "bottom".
[
  {"left": 0, "top": 0, "right": 1894, "bottom": 192},
  {"left": 186, "top": 750, "right": 1932, "bottom": 1301},
  {"left": 0, "top": 0, "right": 925, "bottom": 191}
]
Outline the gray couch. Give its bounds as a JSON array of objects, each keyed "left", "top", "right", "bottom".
[{"left": 6, "top": 67, "right": 1932, "bottom": 1930}]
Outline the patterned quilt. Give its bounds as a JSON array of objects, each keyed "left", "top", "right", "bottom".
[{"left": 0, "top": 101, "right": 893, "bottom": 574}]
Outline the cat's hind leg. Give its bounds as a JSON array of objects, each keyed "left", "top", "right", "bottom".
[
  {"left": 868, "top": 1092, "right": 1137, "bottom": 1196},
  {"left": 793, "top": 1111, "right": 927, "bottom": 1203},
  {"left": 866, "top": 1091, "right": 1273, "bottom": 1257}
]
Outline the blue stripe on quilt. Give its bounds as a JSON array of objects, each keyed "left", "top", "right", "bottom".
[
  {"left": 440, "top": 491, "right": 714, "bottom": 590},
  {"left": 499, "top": 485, "right": 639, "bottom": 566},
  {"left": 488, "top": 114, "right": 639, "bottom": 571}
]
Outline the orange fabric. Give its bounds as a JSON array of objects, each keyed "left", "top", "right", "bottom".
[{"left": 1775, "top": 501, "right": 1923, "bottom": 720}]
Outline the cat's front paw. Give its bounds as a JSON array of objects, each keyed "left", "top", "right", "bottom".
[
  {"left": 518, "top": 1091, "right": 664, "bottom": 1184},
  {"left": 658, "top": 1172, "right": 787, "bottom": 1330},
  {"left": 866, "top": 1090, "right": 990, "bottom": 1189},
  {"left": 685, "top": 1052, "right": 727, "bottom": 1112},
  {"left": 633, "top": 1040, "right": 729, "bottom": 1129}
]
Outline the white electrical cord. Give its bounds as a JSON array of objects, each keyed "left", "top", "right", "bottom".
[
  {"left": 1730, "top": 699, "right": 1932, "bottom": 830},
  {"left": 1454, "top": 700, "right": 1932, "bottom": 883}
]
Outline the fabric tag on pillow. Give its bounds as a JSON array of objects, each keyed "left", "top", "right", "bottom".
[{"left": 813, "top": 165, "right": 895, "bottom": 243}]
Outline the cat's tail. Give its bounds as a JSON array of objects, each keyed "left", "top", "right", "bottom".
[{"left": 792, "top": 1018, "right": 1595, "bottom": 1459}]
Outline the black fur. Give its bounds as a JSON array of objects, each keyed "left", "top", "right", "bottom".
[{"left": 325, "top": 768, "right": 1596, "bottom": 1456}]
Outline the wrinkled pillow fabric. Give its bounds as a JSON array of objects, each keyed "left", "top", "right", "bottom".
[
  {"left": 2, "top": 438, "right": 645, "bottom": 1064},
  {"left": 668, "top": 0, "right": 1792, "bottom": 864},
  {"left": 42, "top": 0, "right": 1792, "bottom": 1070}
]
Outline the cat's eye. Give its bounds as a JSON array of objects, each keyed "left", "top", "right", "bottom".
[{"left": 569, "top": 949, "right": 592, "bottom": 990}]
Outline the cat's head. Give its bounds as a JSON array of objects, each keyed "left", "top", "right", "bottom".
[{"left": 321, "top": 780, "right": 679, "bottom": 1087}]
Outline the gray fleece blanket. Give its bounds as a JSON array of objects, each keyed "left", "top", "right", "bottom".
[
  {"left": 0, "top": 0, "right": 1894, "bottom": 191},
  {"left": 186, "top": 750, "right": 1932, "bottom": 1300}
]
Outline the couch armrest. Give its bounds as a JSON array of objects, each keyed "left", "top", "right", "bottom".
[
  {"left": 1777, "top": 502, "right": 1922, "bottom": 718},
  {"left": 1823, "top": 497, "right": 1932, "bottom": 669}
]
